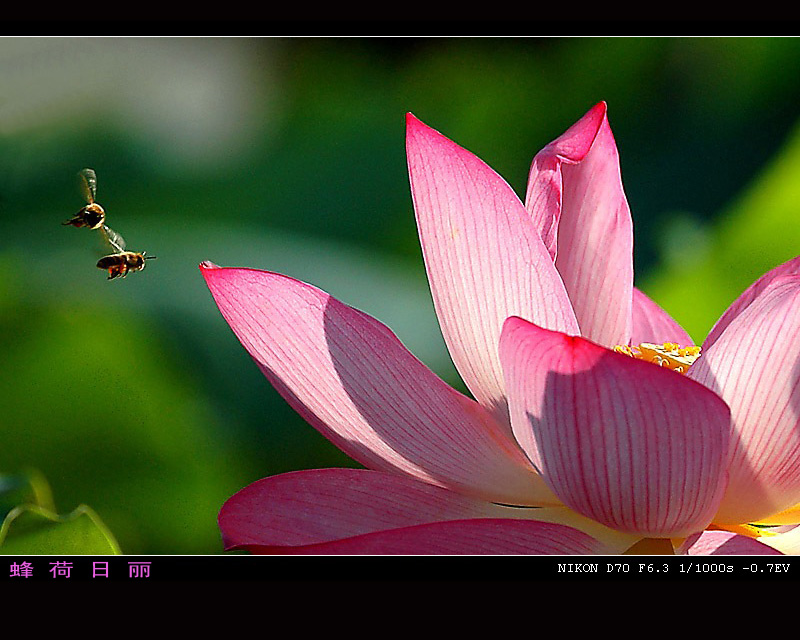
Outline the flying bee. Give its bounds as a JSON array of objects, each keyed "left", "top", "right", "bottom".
[
  {"left": 96, "top": 224, "right": 156, "bottom": 280},
  {"left": 97, "top": 251, "right": 156, "bottom": 280},
  {"left": 62, "top": 168, "right": 107, "bottom": 230}
]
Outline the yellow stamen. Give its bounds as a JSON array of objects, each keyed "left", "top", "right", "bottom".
[
  {"left": 709, "top": 523, "right": 778, "bottom": 539},
  {"left": 613, "top": 342, "right": 701, "bottom": 374}
]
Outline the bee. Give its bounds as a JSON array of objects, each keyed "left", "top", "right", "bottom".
[
  {"left": 62, "top": 168, "right": 106, "bottom": 229},
  {"left": 96, "top": 225, "right": 156, "bottom": 280}
]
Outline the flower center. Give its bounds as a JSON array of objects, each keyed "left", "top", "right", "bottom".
[{"left": 613, "top": 342, "right": 701, "bottom": 374}]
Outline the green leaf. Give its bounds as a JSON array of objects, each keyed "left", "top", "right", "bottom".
[{"left": 0, "top": 504, "right": 122, "bottom": 555}]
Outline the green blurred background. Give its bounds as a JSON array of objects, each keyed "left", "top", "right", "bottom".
[{"left": 2, "top": 36, "right": 800, "bottom": 554}]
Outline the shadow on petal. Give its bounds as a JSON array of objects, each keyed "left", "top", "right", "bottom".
[{"left": 320, "top": 296, "right": 555, "bottom": 506}]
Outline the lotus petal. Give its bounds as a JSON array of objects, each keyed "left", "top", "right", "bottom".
[
  {"left": 678, "top": 530, "right": 784, "bottom": 555},
  {"left": 525, "top": 102, "right": 633, "bottom": 349},
  {"left": 406, "top": 113, "right": 579, "bottom": 426},
  {"left": 249, "top": 518, "right": 612, "bottom": 555},
  {"left": 201, "top": 263, "right": 555, "bottom": 506},
  {"left": 500, "top": 316, "right": 731, "bottom": 537},
  {"left": 689, "top": 274, "right": 800, "bottom": 524}
]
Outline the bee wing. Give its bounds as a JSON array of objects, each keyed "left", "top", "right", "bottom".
[
  {"left": 79, "top": 168, "right": 97, "bottom": 205},
  {"left": 99, "top": 224, "right": 126, "bottom": 253}
]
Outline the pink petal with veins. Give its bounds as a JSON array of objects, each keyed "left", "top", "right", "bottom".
[
  {"left": 500, "top": 316, "right": 731, "bottom": 537},
  {"left": 689, "top": 274, "right": 800, "bottom": 524},
  {"left": 406, "top": 113, "right": 579, "bottom": 428},
  {"left": 249, "top": 518, "right": 612, "bottom": 555},
  {"left": 201, "top": 263, "right": 556, "bottom": 507},
  {"left": 525, "top": 102, "right": 633, "bottom": 349},
  {"left": 220, "top": 467, "right": 547, "bottom": 550},
  {"left": 219, "top": 467, "right": 639, "bottom": 554}
]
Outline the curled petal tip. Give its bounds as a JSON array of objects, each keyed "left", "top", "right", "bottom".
[
  {"left": 546, "top": 101, "right": 609, "bottom": 163},
  {"left": 199, "top": 261, "right": 221, "bottom": 271},
  {"left": 579, "top": 101, "right": 607, "bottom": 127}
]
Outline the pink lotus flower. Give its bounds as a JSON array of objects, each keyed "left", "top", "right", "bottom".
[{"left": 202, "top": 103, "right": 800, "bottom": 555}]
